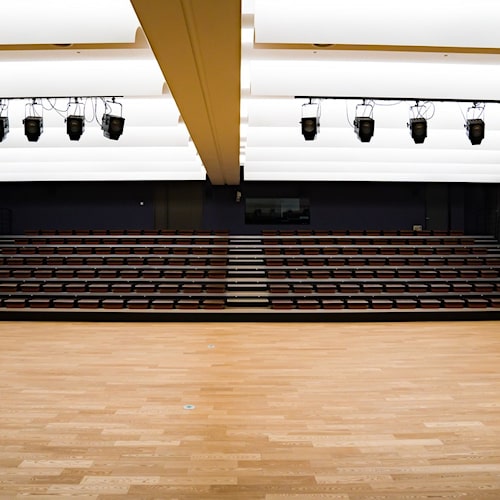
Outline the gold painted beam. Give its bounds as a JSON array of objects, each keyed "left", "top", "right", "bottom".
[{"left": 131, "top": 0, "right": 241, "bottom": 185}]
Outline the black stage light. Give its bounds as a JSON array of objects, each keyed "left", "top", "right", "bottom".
[
  {"left": 23, "top": 116, "right": 43, "bottom": 142},
  {"left": 409, "top": 117, "right": 427, "bottom": 144},
  {"left": 465, "top": 118, "right": 484, "bottom": 145},
  {"left": 66, "top": 115, "right": 85, "bottom": 141},
  {"left": 101, "top": 113, "right": 125, "bottom": 140},
  {"left": 0, "top": 117, "right": 9, "bottom": 142},
  {"left": 354, "top": 116, "right": 374, "bottom": 142},
  {"left": 301, "top": 116, "right": 318, "bottom": 141}
]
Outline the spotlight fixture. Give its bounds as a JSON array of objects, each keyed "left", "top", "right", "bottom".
[
  {"left": 65, "top": 98, "right": 85, "bottom": 141},
  {"left": 0, "top": 117, "right": 9, "bottom": 143},
  {"left": 465, "top": 103, "right": 485, "bottom": 145},
  {"left": 23, "top": 116, "right": 43, "bottom": 142},
  {"left": 408, "top": 118, "right": 427, "bottom": 144},
  {"left": 354, "top": 101, "right": 374, "bottom": 142},
  {"left": 407, "top": 101, "right": 430, "bottom": 144},
  {"left": 101, "top": 114, "right": 125, "bottom": 140},
  {"left": 23, "top": 99, "right": 43, "bottom": 142},
  {"left": 101, "top": 97, "right": 125, "bottom": 140},
  {"left": 0, "top": 100, "right": 8, "bottom": 142},
  {"left": 301, "top": 117, "right": 318, "bottom": 140},
  {"left": 354, "top": 117, "right": 374, "bottom": 142},
  {"left": 66, "top": 115, "right": 85, "bottom": 141},
  {"left": 300, "top": 99, "right": 320, "bottom": 141},
  {"left": 465, "top": 118, "right": 485, "bottom": 145}
]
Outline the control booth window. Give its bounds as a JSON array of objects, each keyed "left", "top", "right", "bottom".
[{"left": 245, "top": 198, "right": 310, "bottom": 224}]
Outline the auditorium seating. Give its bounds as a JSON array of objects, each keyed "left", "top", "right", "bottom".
[{"left": 0, "top": 228, "right": 499, "bottom": 319}]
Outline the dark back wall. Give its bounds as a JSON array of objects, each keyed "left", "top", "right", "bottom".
[{"left": 0, "top": 180, "right": 496, "bottom": 235}]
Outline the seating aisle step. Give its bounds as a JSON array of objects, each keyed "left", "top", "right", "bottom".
[
  {"left": 227, "top": 283, "right": 268, "bottom": 292},
  {"left": 228, "top": 270, "right": 266, "bottom": 278},
  {"left": 228, "top": 258, "right": 265, "bottom": 265}
]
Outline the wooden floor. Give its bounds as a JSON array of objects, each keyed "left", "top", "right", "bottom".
[{"left": 1, "top": 321, "right": 500, "bottom": 499}]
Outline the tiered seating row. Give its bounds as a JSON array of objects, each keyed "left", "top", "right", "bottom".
[
  {"left": 23, "top": 229, "right": 229, "bottom": 236},
  {"left": 262, "top": 229, "right": 465, "bottom": 236},
  {"left": 1, "top": 231, "right": 499, "bottom": 315}
]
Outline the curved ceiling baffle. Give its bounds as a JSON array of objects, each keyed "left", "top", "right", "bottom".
[
  {"left": 130, "top": 0, "right": 242, "bottom": 185},
  {"left": 243, "top": 0, "right": 500, "bottom": 183},
  {"left": 0, "top": 0, "right": 205, "bottom": 182}
]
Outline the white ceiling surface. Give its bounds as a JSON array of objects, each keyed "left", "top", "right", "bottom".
[
  {"left": 0, "top": 0, "right": 206, "bottom": 182},
  {"left": 243, "top": 0, "right": 500, "bottom": 182},
  {"left": 2, "top": 0, "right": 500, "bottom": 184}
]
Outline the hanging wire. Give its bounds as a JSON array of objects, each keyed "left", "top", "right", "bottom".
[
  {"left": 0, "top": 99, "right": 8, "bottom": 117},
  {"left": 42, "top": 98, "right": 71, "bottom": 117},
  {"left": 410, "top": 101, "right": 435, "bottom": 120},
  {"left": 25, "top": 98, "right": 43, "bottom": 118},
  {"left": 355, "top": 100, "right": 374, "bottom": 118}
]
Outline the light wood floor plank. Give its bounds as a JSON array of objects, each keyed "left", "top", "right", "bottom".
[{"left": 0, "top": 320, "right": 499, "bottom": 499}]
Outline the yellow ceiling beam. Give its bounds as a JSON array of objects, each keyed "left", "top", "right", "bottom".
[{"left": 131, "top": 0, "right": 241, "bottom": 185}]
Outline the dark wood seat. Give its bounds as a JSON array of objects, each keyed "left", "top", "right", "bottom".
[
  {"left": 28, "top": 298, "right": 52, "bottom": 308},
  {"left": 419, "top": 299, "right": 441, "bottom": 309},
  {"left": 53, "top": 299, "right": 75, "bottom": 308},
  {"left": 316, "top": 284, "right": 337, "bottom": 294},
  {"left": 443, "top": 298, "right": 465, "bottom": 308},
  {"left": 12, "top": 270, "right": 32, "bottom": 278},
  {"left": 142, "top": 270, "right": 162, "bottom": 279},
  {"left": 78, "top": 299, "right": 100, "bottom": 309},
  {"left": 201, "top": 299, "right": 225, "bottom": 309},
  {"left": 5, "top": 298, "right": 27, "bottom": 308},
  {"left": 151, "top": 299, "right": 174, "bottom": 309},
  {"left": 450, "top": 282, "right": 472, "bottom": 293},
  {"left": 429, "top": 283, "right": 450, "bottom": 293},
  {"left": 397, "top": 270, "right": 417, "bottom": 279},
  {"left": 395, "top": 299, "right": 417, "bottom": 309},
  {"left": 490, "top": 298, "right": 500, "bottom": 308},
  {"left": 311, "top": 271, "right": 330, "bottom": 279},
  {"left": 371, "top": 299, "right": 393, "bottom": 309},
  {"left": 267, "top": 271, "right": 287, "bottom": 279},
  {"left": 332, "top": 269, "right": 352, "bottom": 278},
  {"left": 376, "top": 270, "right": 396, "bottom": 279},
  {"left": 43, "top": 283, "right": 64, "bottom": 292},
  {"left": 55, "top": 270, "right": 74, "bottom": 278},
  {"left": 176, "top": 299, "right": 200, "bottom": 309},
  {"left": 473, "top": 283, "right": 495, "bottom": 292},
  {"left": 339, "top": 283, "right": 360, "bottom": 293},
  {"left": 293, "top": 284, "right": 314, "bottom": 293},
  {"left": 407, "top": 283, "right": 428, "bottom": 293},
  {"left": 385, "top": 283, "right": 405, "bottom": 294},
  {"left": 134, "top": 284, "right": 156, "bottom": 293},
  {"left": 98, "top": 270, "right": 118, "bottom": 278},
  {"left": 20, "top": 283, "right": 41, "bottom": 292},
  {"left": 0, "top": 283, "right": 18, "bottom": 292},
  {"left": 127, "top": 299, "right": 150, "bottom": 309},
  {"left": 321, "top": 299, "right": 344, "bottom": 309},
  {"left": 158, "top": 284, "right": 179, "bottom": 293},
  {"left": 207, "top": 270, "right": 227, "bottom": 279},
  {"left": 66, "top": 283, "right": 87, "bottom": 293},
  {"left": 297, "top": 299, "right": 320, "bottom": 309},
  {"left": 289, "top": 270, "right": 308, "bottom": 279},
  {"left": 102, "top": 299, "right": 125, "bottom": 309},
  {"left": 466, "top": 298, "right": 489, "bottom": 308},
  {"left": 362, "top": 283, "right": 383, "bottom": 293},
  {"left": 346, "top": 299, "right": 369, "bottom": 309},
  {"left": 181, "top": 284, "right": 203, "bottom": 293}
]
